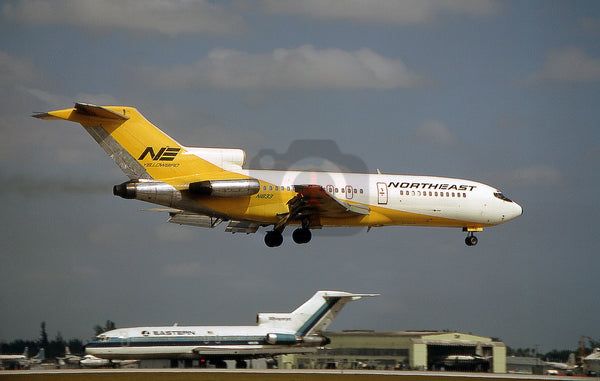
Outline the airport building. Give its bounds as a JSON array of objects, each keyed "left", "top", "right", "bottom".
[{"left": 278, "top": 330, "right": 506, "bottom": 373}]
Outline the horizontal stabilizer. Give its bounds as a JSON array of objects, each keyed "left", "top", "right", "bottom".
[
  {"left": 33, "top": 103, "right": 129, "bottom": 122},
  {"left": 74, "top": 103, "right": 129, "bottom": 120}
]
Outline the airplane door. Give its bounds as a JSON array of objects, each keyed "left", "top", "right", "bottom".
[
  {"left": 345, "top": 185, "right": 353, "bottom": 199},
  {"left": 121, "top": 333, "right": 130, "bottom": 347},
  {"left": 377, "top": 182, "right": 388, "bottom": 205}
]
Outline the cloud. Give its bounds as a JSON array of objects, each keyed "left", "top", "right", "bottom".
[
  {"left": 261, "top": 0, "right": 500, "bottom": 25},
  {"left": 527, "top": 47, "right": 600, "bottom": 84},
  {"left": 414, "top": 120, "right": 459, "bottom": 147},
  {"left": 143, "top": 45, "right": 423, "bottom": 90},
  {"left": 2, "top": 0, "right": 245, "bottom": 36},
  {"left": 494, "top": 165, "right": 564, "bottom": 188},
  {"left": 0, "top": 50, "right": 40, "bottom": 87}
]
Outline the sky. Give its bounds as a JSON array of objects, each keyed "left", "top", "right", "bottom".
[{"left": 1, "top": 0, "right": 599, "bottom": 353}]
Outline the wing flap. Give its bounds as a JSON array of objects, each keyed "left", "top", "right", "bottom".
[{"left": 225, "top": 221, "right": 260, "bottom": 234}]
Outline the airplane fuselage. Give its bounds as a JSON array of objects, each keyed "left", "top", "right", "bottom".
[
  {"left": 36, "top": 104, "right": 522, "bottom": 247},
  {"left": 86, "top": 325, "right": 324, "bottom": 360}
]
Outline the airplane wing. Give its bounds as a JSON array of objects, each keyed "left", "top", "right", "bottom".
[{"left": 276, "top": 185, "right": 370, "bottom": 230}]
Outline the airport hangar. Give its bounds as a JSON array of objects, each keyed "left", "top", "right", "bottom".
[{"left": 278, "top": 331, "right": 506, "bottom": 373}]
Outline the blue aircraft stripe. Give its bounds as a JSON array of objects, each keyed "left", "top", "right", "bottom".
[
  {"left": 295, "top": 297, "right": 340, "bottom": 336},
  {"left": 86, "top": 336, "right": 267, "bottom": 349}
]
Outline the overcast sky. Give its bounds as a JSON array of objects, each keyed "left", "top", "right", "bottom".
[{"left": 1, "top": 0, "right": 599, "bottom": 353}]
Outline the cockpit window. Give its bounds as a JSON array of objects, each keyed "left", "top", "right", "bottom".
[{"left": 494, "top": 192, "right": 512, "bottom": 202}]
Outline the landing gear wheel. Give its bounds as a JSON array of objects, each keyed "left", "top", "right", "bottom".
[
  {"left": 465, "top": 235, "right": 478, "bottom": 246},
  {"left": 264, "top": 231, "right": 283, "bottom": 247},
  {"left": 292, "top": 228, "right": 312, "bottom": 244},
  {"left": 235, "top": 360, "right": 248, "bottom": 368}
]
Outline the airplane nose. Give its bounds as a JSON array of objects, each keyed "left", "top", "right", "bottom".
[{"left": 512, "top": 202, "right": 523, "bottom": 219}]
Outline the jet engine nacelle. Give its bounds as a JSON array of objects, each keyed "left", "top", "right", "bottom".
[
  {"left": 113, "top": 180, "right": 181, "bottom": 206},
  {"left": 188, "top": 179, "right": 260, "bottom": 197},
  {"left": 265, "top": 333, "right": 299, "bottom": 345}
]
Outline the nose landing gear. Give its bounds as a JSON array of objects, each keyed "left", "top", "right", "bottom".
[{"left": 465, "top": 232, "right": 478, "bottom": 246}]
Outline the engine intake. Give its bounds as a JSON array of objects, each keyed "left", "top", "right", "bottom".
[{"left": 188, "top": 179, "right": 260, "bottom": 198}]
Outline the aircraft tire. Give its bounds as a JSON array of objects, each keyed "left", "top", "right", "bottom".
[
  {"left": 292, "top": 228, "right": 311, "bottom": 244},
  {"left": 265, "top": 231, "right": 283, "bottom": 247},
  {"left": 465, "top": 235, "right": 478, "bottom": 246}
]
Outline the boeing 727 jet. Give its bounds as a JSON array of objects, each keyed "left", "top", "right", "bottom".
[
  {"left": 85, "top": 290, "right": 376, "bottom": 368},
  {"left": 34, "top": 103, "right": 522, "bottom": 247}
]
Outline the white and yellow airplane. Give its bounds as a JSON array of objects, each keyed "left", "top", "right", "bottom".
[{"left": 34, "top": 103, "right": 522, "bottom": 247}]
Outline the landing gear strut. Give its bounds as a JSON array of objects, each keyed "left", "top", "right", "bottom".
[
  {"left": 465, "top": 232, "right": 478, "bottom": 246},
  {"left": 264, "top": 230, "right": 283, "bottom": 247}
]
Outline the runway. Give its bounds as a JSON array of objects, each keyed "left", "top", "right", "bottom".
[{"left": 1, "top": 369, "right": 596, "bottom": 381}]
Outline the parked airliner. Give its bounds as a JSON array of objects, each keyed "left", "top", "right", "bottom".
[
  {"left": 85, "top": 290, "right": 376, "bottom": 368},
  {"left": 34, "top": 103, "right": 522, "bottom": 247}
]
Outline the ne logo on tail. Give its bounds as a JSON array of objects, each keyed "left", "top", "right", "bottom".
[{"left": 138, "top": 147, "right": 180, "bottom": 161}]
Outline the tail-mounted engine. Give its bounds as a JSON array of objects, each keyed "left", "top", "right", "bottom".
[
  {"left": 265, "top": 333, "right": 329, "bottom": 346},
  {"left": 113, "top": 180, "right": 181, "bottom": 206},
  {"left": 188, "top": 178, "right": 260, "bottom": 198}
]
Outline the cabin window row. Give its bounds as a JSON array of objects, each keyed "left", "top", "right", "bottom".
[
  {"left": 263, "top": 186, "right": 292, "bottom": 191},
  {"left": 261, "top": 185, "right": 365, "bottom": 194},
  {"left": 400, "top": 190, "right": 467, "bottom": 198}
]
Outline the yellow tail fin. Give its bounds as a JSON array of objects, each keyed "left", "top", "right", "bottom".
[{"left": 34, "top": 103, "right": 226, "bottom": 182}]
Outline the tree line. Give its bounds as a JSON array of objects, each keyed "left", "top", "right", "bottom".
[
  {"left": 2, "top": 322, "right": 598, "bottom": 363},
  {"left": 0, "top": 321, "right": 115, "bottom": 360}
]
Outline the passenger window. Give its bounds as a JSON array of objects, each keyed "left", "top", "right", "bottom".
[
  {"left": 275, "top": 186, "right": 279, "bottom": 191},
  {"left": 269, "top": 186, "right": 273, "bottom": 191},
  {"left": 263, "top": 186, "right": 266, "bottom": 191}
]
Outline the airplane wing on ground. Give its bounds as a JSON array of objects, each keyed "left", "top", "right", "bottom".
[{"left": 276, "top": 185, "right": 370, "bottom": 230}]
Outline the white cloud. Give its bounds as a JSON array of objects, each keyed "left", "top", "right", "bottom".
[
  {"left": 414, "top": 120, "right": 459, "bottom": 147},
  {"left": 262, "top": 0, "right": 500, "bottom": 25},
  {"left": 144, "top": 45, "right": 422, "bottom": 90},
  {"left": 528, "top": 47, "right": 600, "bottom": 84},
  {"left": 2, "top": 0, "right": 245, "bottom": 36}
]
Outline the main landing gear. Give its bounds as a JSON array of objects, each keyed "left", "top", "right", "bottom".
[
  {"left": 465, "top": 232, "right": 478, "bottom": 246},
  {"left": 292, "top": 227, "right": 311, "bottom": 244},
  {"left": 264, "top": 224, "right": 312, "bottom": 247},
  {"left": 264, "top": 230, "right": 284, "bottom": 247}
]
